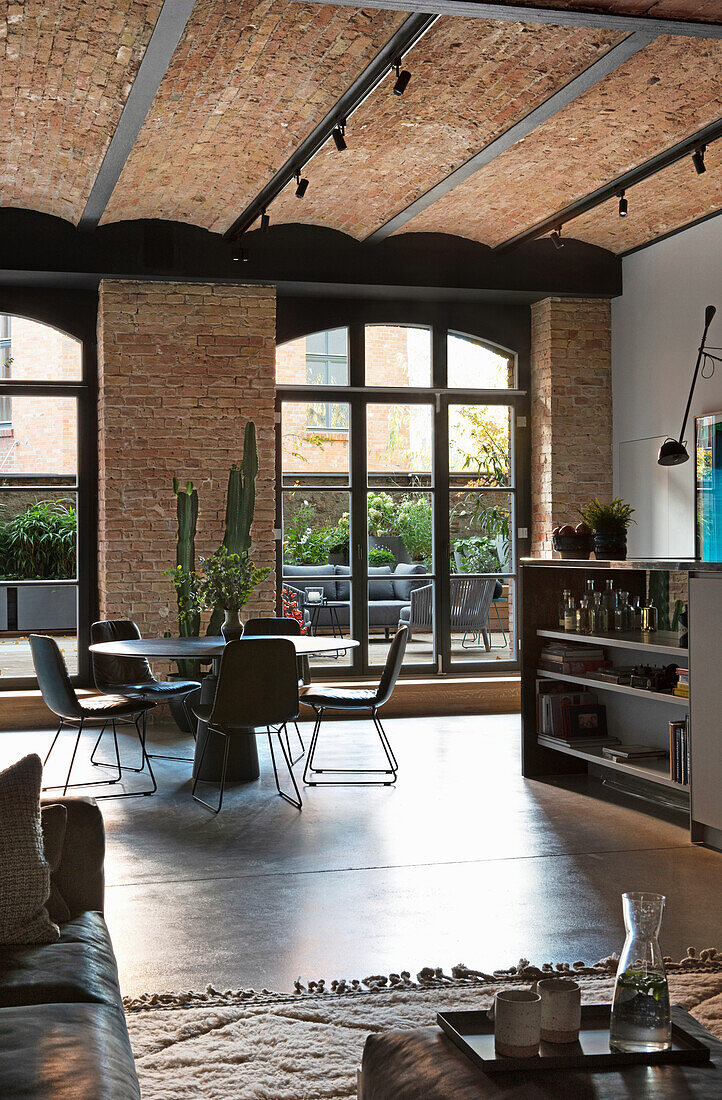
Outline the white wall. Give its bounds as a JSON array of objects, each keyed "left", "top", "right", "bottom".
[{"left": 612, "top": 215, "right": 722, "bottom": 558}]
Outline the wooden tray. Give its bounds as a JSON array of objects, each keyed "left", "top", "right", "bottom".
[{"left": 437, "top": 1004, "right": 711, "bottom": 1074}]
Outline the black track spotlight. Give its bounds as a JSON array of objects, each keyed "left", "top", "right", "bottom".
[
  {"left": 550, "top": 227, "right": 564, "bottom": 250},
  {"left": 332, "top": 122, "right": 347, "bottom": 152},
  {"left": 295, "top": 172, "right": 309, "bottom": 199},
  {"left": 260, "top": 210, "right": 270, "bottom": 232},
  {"left": 692, "top": 146, "right": 707, "bottom": 175},
  {"left": 393, "top": 58, "right": 411, "bottom": 96},
  {"left": 231, "top": 240, "right": 248, "bottom": 263},
  {"left": 618, "top": 190, "right": 628, "bottom": 218}
]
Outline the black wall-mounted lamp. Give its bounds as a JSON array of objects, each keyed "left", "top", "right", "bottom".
[{"left": 658, "top": 304, "right": 720, "bottom": 465}]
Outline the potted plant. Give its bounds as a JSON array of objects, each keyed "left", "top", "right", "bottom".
[
  {"left": 199, "top": 546, "right": 271, "bottom": 641},
  {"left": 367, "top": 493, "right": 409, "bottom": 563},
  {"left": 578, "top": 497, "right": 636, "bottom": 561}
]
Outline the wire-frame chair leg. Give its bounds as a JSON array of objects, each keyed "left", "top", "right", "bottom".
[
  {"left": 302, "top": 707, "right": 397, "bottom": 786},
  {"left": 42, "top": 719, "right": 123, "bottom": 796},
  {"left": 147, "top": 693, "right": 197, "bottom": 763},
  {"left": 267, "top": 725, "right": 302, "bottom": 809},
  {"left": 48, "top": 714, "right": 156, "bottom": 799},
  {"left": 284, "top": 721, "right": 305, "bottom": 766},
  {"left": 191, "top": 725, "right": 230, "bottom": 814}
]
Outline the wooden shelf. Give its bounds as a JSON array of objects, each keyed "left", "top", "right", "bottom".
[
  {"left": 536, "top": 668, "right": 689, "bottom": 707},
  {"left": 537, "top": 628, "right": 687, "bottom": 659},
  {"left": 537, "top": 735, "right": 689, "bottom": 794}
]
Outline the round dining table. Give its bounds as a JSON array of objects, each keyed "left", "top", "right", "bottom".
[{"left": 89, "top": 634, "right": 359, "bottom": 783}]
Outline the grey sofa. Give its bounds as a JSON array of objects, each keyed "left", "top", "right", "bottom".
[
  {"left": 283, "top": 563, "right": 427, "bottom": 636},
  {"left": 0, "top": 797, "right": 140, "bottom": 1099}
]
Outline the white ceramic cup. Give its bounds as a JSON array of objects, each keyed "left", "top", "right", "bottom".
[
  {"left": 493, "top": 989, "right": 542, "bottom": 1058},
  {"left": 534, "top": 978, "right": 581, "bottom": 1044}
]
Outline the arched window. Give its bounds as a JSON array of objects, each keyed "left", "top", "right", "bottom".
[
  {"left": 276, "top": 323, "right": 525, "bottom": 677},
  {"left": 0, "top": 313, "right": 86, "bottom": 684}
]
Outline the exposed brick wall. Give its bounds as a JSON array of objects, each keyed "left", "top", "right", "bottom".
[
  {"left": 402, "top": 35, "right": 722, "bottom": 246},
  {"left": 102, "top": 0, "right": 406, "bottom": 232},
  {"left": 270, "top": 19, "right": 620, "bottom": 239},
  {"left": 530, "top": 298, "right": 612, "bottom": 556},
  {"left": 97, "top": 281, "right": 276, "bottom": 643},
  {"left": 0, "top": 0, "right": 162, "bottom": 223}
]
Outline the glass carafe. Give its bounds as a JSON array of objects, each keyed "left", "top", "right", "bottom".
[
  {"left": 609, "top": 892, "right": 671, "bottom": 1053},
  {"left": 602, "top": 580, "right": 616, "bottom": 629}
]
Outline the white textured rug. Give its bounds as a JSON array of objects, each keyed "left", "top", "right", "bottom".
[{"left": 125, "top": 952, "right": 722, "bottom": 1100}]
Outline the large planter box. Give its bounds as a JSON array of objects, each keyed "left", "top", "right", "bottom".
[{"left": 16, "top": 585, "right": 77, "bottom": 631}]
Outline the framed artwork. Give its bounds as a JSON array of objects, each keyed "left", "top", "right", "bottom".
[{"left": 695, "top": 412, "right": 722, "bottom": 562}]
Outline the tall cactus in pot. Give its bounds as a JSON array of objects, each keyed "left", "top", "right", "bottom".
[
  {"left": 206, "top": 422, "right": 260, "bottom": 635},
  {"left": 171, "top": 478, "right": 201, "bottom": 678}
]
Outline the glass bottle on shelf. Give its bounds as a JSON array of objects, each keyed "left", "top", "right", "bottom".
[
  {"left": 602, "top": 579, "right": 616, "bottom": 628},
  {"left": 632, "top": 596, "right": 643, "bottom": 631},
  {"left": 585, "top": 578, "right": 596, "bottom": 600},
  {"left": 609, "top": 892, "right": 671, "bottom": 1053},
  {"left": 623, "top": 592, "right": 635, "bottom": 632},
  {"left": 558, "top": 590, "right": 571, "bottom": 631},
  {"left": 591, "top": 593, "right": 608, "bottom": 634},
  {"left": 564, "top": 591, "right": 577, "bottom": 633},
  {"left": 614, "top": 592, "right": 628, "bottom": 633},
  {"left": 576, "top": 597, "right": 593, "bottom": 635}
]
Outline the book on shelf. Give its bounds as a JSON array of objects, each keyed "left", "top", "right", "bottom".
[
  {"left": 669, "top": 718, "right": 690, "bottom": 785},
  {"left": 536, "top": 683, "right": 596, "bottom": 735},
  {"left": 540, "top": 734, "right": 621, "bottom": 749},
  {"left": 602, "top": 744, "right": 668, "bottom": 761}
]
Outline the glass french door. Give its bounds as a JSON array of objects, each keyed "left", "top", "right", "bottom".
[{"left": 276, "top": 323, "right": 525, "bottom": 677}]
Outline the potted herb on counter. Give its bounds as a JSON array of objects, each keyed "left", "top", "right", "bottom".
[{"left": 579, "top": 497, "right": 636, "bottom": 561}]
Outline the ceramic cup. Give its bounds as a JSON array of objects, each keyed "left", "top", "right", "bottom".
[
  {"left": 533, "top": 978, "right": 581, "bottom": 1044},
  {"left": 493, "top": 989, "right": 542, "bottom": 1058}
]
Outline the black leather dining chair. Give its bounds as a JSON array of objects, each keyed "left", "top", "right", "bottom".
[
  {"left": 191, "top": 637, "right": 302, "bottom": 813},
  {"left": 244, "top": 616, "right": 309, "bottom": 762},
  {"left": 301, "top": 626, "right": 407, "bottom": 787},
  {"left": 90, "top": 620, "right": 201, "bottom": 764},
  {"left": 30, "top": 634, "right": 156, "bottom": 798}
]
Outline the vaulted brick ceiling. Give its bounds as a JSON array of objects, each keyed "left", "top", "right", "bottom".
[
  {"left": 2, "top": 0, "right": 722, "bottom": 256},
  {"left": 102, "top": 0, "right": 407, "bottom": 230},
  {"left": 398, "top": 35, "right": 722, "bottom": 247},
  {"left": 0, "top": 0, "right": 163, "bottom": 223},
  {"left": 268, "top": 19, "right": 622, "bottom": 240}
]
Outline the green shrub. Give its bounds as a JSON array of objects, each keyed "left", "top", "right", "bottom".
[
  {"left": 0, "top": 499, "right": 76, "bottom": 579},
  {"left": 368, "top": 545, "right": 396, "bottom": 566},
  {"left": 454, "top": 535, "right": 500, "bottom": 574},
  {"left": 396, "top": 498, "right": 432, "bottom": 564}
]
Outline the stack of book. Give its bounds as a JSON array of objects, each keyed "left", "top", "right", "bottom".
[
  {"left": 537, "top": 681, "right": 618, "bottom": 748},
  {"left": 602, "top": 744, "right": 668, "bottom": 763},
  {"left": 673, "top": 667, "right": 689, "bottom": 699},
  {"left": 669, "top": 718, "right": 690, "bottom": 784},
  {"left": 538, "top": 643, "right": 610, "bottom": 677}
]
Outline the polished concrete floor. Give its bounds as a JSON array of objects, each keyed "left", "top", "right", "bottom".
[{"left": 4, "top": 714, "right": 720, "bottom": 997}]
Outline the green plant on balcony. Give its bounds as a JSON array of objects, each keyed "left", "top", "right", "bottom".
[
  {"left": 368, "top": 545, "right": 396, "bottom": 566},
  {"left": 0, "top": 499, "right": 76, "bottom": 580},
  {"left": 453, "top": 535, "right": 500, "bottom": 574},
  {"left": 395, "top": 497, "right": 432, "bottom": 565}
]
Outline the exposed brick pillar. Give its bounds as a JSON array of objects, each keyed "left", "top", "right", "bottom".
[
  {"left": 530, "top": 298, "right": 612, "bottom": 556},
  {"left": 97, "top": 281, "right": 276, "bottom": 639}
]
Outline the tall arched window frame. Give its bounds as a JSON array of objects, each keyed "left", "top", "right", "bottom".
[
  {"left": 276, "top": 322, "right": 529, "bottom": 678},
  {"left": 0, "top": 312, "right": 95, "bottom": 687}
]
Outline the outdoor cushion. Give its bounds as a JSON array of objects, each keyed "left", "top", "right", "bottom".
[
  {"left": 392, "top": 563, "right": 427, "bottom": 601},
  {"left": 334, "top": 565, "right": 351, "bottom": 600},
  {"left": 283, "top": 565, "right": 337, "bottom": 601},
  {"left": 369, "top": 566, "right": 395, "bottom": 600}
]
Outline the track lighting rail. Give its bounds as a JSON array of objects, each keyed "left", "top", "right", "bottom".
[
  {"left": 223, "top": 12, "right": 437, "bottom": 242},
  {"left": 496, "top": 114, "right": 722, "bottom": 253}
]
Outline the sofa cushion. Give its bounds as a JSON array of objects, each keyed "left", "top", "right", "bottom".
[
  {"left": 40, "top": 804, "right": 71, "bottom": 925},
  {"left": 283, "top": 564, "right": 337, "bottom": 601},
  {"left": 0, "top": 911, "right": 122, "bottom": 1009},
  {"left": 392, "top": 563, "right": 428, "bottom": 601},
  {"left": 0, "top": 754, "right": 59, "bottom": 946},
  {"left": 334, "top": 564, "right": 351, "bottom": 600},
  {"left": 0, "top": 1002, "right": 140, "bottom": 1100},
  {"left": 369, "top": 566, "right": 395, "bottom": 600},
  {"left": 369, "top": 601, "right": 410, "bottom": 627}
]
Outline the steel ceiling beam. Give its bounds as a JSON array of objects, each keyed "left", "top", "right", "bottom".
[
  {"left": 293, "top": 0, "right": 722, "bottom": 40},
  {"left": 494, "top": 115, "right": 722, "bottom": 252},
  {"left": 78, "top": 0, "right": 197, "bottom": 230},
  {"left": 367, "top": 30, "right": 655, "bottom": 242},
  {"left": 223, "top": 13, "right": 438, "bottom": 242}
]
